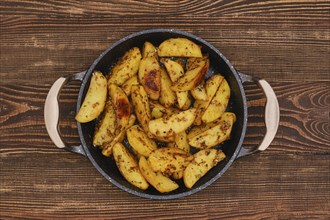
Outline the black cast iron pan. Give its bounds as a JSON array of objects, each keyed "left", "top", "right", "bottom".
[{"left": 44, "top": 29, "right": 280, "bottom": 199}]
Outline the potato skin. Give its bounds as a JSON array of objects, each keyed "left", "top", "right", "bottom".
[
  {"left": 131, "top": 85, "right": 152, "bottom": 136},
  {"left": 76, "top": 71, "right": 107, "bottom": 123},
  {"left": 126, "top": 125, "right": 157, "bottom": 157},
  {"left": 108, "top": 47, "right": 142, "bottom": 86},
  {"left": 139, "top": 156, "right": 179, "bottom": 193},
  {"left": 109, "top": 84, "right": 131, "bottom": 134},
  {"left": 171, "top": 58, "right": 209, "bottom": 92},
  {"left": 202, "top": 78, "right": 230, "bottom": 123},
  {"left": 112, "top": 142, "right": 149, "bottom": 190},
  {"left": 158, "top": 38, "right": 202, "bottom": 58},
  {"left": 93, "top": 101, "right": 116, "bottom": 148},
  {"left": 189, "top": 112, "right": 236, "bottom": 149},
  {"left": 148, "top": 108, "right": 196, "bottom": 137},
  {"left": 148, "top": 147, "right": 193, "bottom": 176},
  {"left": 102, "top": 114, "right": 136, "bottom": 157},
  {"left": 183, "top": 149, "right": 226, "bottom": 188},
  {"left": 138, "top": 57, "right": 161, "bottom": 100}
]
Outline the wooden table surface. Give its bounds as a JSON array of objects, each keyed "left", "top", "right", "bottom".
[{"left": 1, "top": 0, "right": 329, "bottom": 219}]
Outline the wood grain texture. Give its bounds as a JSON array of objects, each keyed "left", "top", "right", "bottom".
[{"left": 1, "top": 0, "right": 329, "bottom": 219}]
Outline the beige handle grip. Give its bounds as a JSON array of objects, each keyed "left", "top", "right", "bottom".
[{"left": 44, "top": 71, "right": 86, "bottom": 155}]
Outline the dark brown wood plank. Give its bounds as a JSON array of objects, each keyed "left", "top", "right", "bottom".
[
  {"left": 1, "top": 14, "right": 329, "bottom": 82},
  {"left": 0, "top": 152, "right": 329, "bottom": 219},
  {"left": 1, "top": 0, "right": 329, "bottom": 17},
  {"left": 0, "top": 81, "right": 329, "bottom": 154}
]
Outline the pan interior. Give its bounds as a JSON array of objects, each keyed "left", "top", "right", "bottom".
[{"left": 77, "top": 30, "right": 247, "bottom": 198}]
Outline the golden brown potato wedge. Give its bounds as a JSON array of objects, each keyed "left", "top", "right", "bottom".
[
  {"left": 139, "top": 156, "right": 179, "bottom": 193},
  {"left": 149, "top": 101, "right": 179, "bottom": 119},
  {"left": 131, "top": 85, "right": 152, "bottom": 136},
  {"left": 183, "top": 149, "right": 226, "bottom": 188},
  {"left": 138, "top": 57, "right": 161, "bottom": 100},
  {"left": 161, "top": 58, "right": 189, "bottom": 109},
  {"left": 112, "top": 142, "right": 149, "bottom": 190},
  {"left": 109, "top": 84, "right": 131, "bottom": 133},
  {"left": 148, "top": 147, "right": 193, "bottom": 176},
  {"left": 108, "top": 47, "right": 142, "bottom": 86},
  {"left": 158, "top": 38, "right": 202, "bottom": 58},
  {"left": 193, "top": 99, "right": 208, "bottom": 125},
  {"left": 76, "top": 71, "right": 107, "bottom": 123},
  {"left": 142, "top": 41, "right": 157, "bottom": 58},
  {"left": 202, "top": 78, "right": 230, "bottom": 123},
  {"left": 102, "top": 114, "right": 136, "bottom": 156},
  {"left": 172, "top": 171, "right": 183, "bottom": 180},
  {"left": 190, "top": 81, "right": 208, "bottom": 101},
  {"left": 126, "top": 125, "right": 157, "bottom": 157},
  {"left": 189, "top": 112, "right": 236, "bottom": 149},
  {"left": 159, "top": 68, "right": 176, "bottom": 107},
  {"left": 148, "top": 108, "right": 196, "bottom": 137},
  {"left": 171, "top": 58, "right": 209, "bottom": 92},
  {"left": 121, "top": 75, "right": 139, "bottom": 96},
  {"left": 93, "top": 101, "right": 116, "bottom": 148},
  {"left": 205, "top": 74, "right": 224, "bottom": 101},
  {"left": 175, "top": 131, "right": 190, "bottom": 152}
]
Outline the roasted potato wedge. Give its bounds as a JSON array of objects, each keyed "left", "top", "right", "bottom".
[
  {"left": 126, "top": 125, "right": 157, "bottom": 157},
  {"left": 93, "top": 101, "right": 116, "bottom": 148},
  {"left": 109, "top": 84, "right": 131, "bottom": 133},
  {"left": 131, "top": 85, "right": 152, "bottom": 136},
  {"left": 193, "top": 99, "right": 208, "bottom": 125},
  {"left": 175, "top": 131, "right": 190, "bottom": 152},
  {"left": 138, "top": 56, "right": 161, "bottom": 100},
  {"left": 148, "top": 147, "right": 193, "bottom": 176},
  {"left": 202, "top": 78, "right": 230, "bottom": 123},
  {"left": 183, "top": 149, "right": 226, "bottom": 188},
  {"left": 112, "top": 142, "right": 149, "bottom": 190},
  {"left": 142, "top": 41, "right": 157, "bottom": 58},
  {"left": 108, "top": 47, "right": 142, "bottom": 86},
  {"left": 158, "top": 38, "right": 202, "bottom": 58},
  {"left": 149, "top": 101, "right": 179, "bottom": 119},
  {"left": 102, "top": 114, "right": 136, "bottom": 156},
  {"left": 172, "top": 171, "right": 183, "bottom": 180},
  {"left": 189, "top": 112, "right": 236, "bottom": 149},
  {"left": 148, "top": 108, "right": 196, "bottom": 137},
  {"left": 205, "top": 74, "right": 224, "bottom": 101},
  {"left": 76, "top": 71, "right": 107, "bottom": 123},
  {"left": 121, "top": 75, "right": 139, "bottom": 96},
  {"left": 139, "top": 156, "right": 179, "bottom": 193},
  {"left": 159, "top": 68, "right": 176, "bottom": 107},
  {"left": 171, "top": 58, "right": 209, "bottom": 92},
  {"left": 161, "top": 58, "right": 189, "bottom": 109},
  {"left": 190, "top": 81, "right": 207, "bottom": 101}
]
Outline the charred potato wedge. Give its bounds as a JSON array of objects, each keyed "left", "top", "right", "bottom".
[
  {"left": 139, "top": 156, "right": 179, "bottom": 193},
  {"left": 102, "top": 114, "right": 136, "bottom": 157},
  {"left": 189, "top": 112, "right": 236, "bottom": 149},
  {"left": 148, "top": 147, "right": 193, "bottom": 176},
  {"left": 121, "top": 75, "right": 139, "bottom": 96},
  {"left": 93, "top": 101, "right": 116, "bottom": 148},
  {"left": 148, "top": 108, "right": 196, "bottom": 137},
  {"left": 108, "top": 47, "right": 142, "bottom": 86},
  {"left": 171, "top": 57, "right": 209, "bottom": 92},
  {"left": 183, "top": 149, "right": 226, "bottom": 188},
  {"left": 75, "top": 71, "right": 107, "bottom": 123},
  {"left": 159, "top": 68, "right": 176, "bottom": 107},
  {"left": 138, "top": 57, "right": 161, "bottom": 100},
  {"left": 158, "top": 38, "right": 202, "bottom": 58},
  {"left": 112, "top": 143, "right": 149, "bottom": 190},
  {"left": 126, "top": 125, "right": 157, "bottom": 157},
  {"left": 202, "top": 78, "right": 230, "bottom": 123},
  {"left": 109, "top": 84, "right": 131, "bottom": 133}
]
